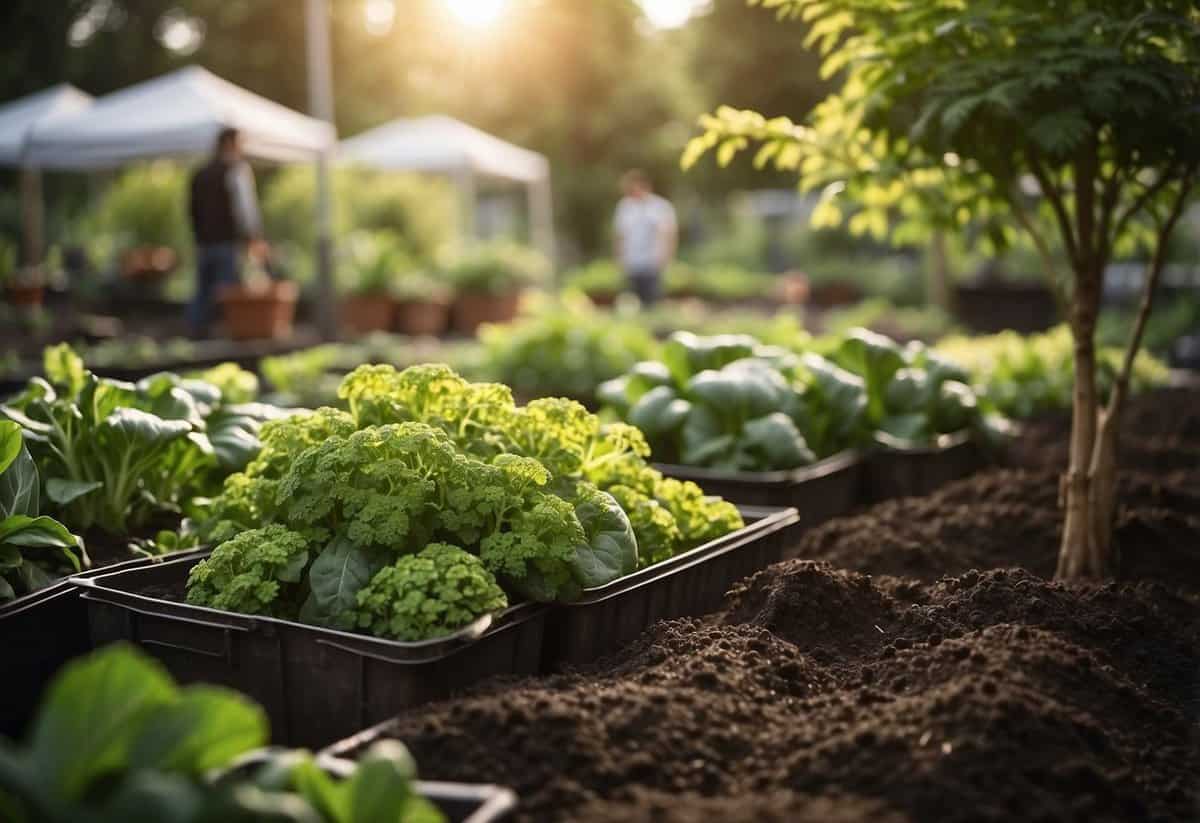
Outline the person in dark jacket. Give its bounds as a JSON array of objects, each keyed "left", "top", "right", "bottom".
[{"left": 188, "top": 127, "right": 263, "bottom": 337}]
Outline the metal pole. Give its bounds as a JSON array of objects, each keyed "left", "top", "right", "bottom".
[
  {"left": 528, "top": 177, "right": 556, "bottom": 267},
  {"left": 19, "top": 167, "right": 44, "bottom": 266},
  {"left": 305, "top": 0, "right": 337, "bottom": 340}
]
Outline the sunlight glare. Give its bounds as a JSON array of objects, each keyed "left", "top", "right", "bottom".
[
  {"left": 444, "top": 0, "right": 508, "bottom": 29},
  {"left": 639, "top": 0, "right": 707, "bottom": 29}
]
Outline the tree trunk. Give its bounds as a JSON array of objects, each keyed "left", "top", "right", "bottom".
[{"left": 1055, "top": 268, "right": 1103, "bottom": 579}]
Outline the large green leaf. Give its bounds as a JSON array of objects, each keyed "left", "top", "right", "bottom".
[
  {"left": 740, "top": 413, "right": 815, "bottom": 470},
  {"left": 345, "top": 741, "right": 433, "bottom": 823},
  {"left": 0, "top": 422, "right": 39, "bottom": 519},
  {"left": 29, "top": 645, "right": 177, "bottom": 799},
  {"left": 627, "top": 385, "right": 690, "bottom": 440},
  {"left": 686, "top": 360, "right": 792, "bottom": 422},
  {"left": 571, "top": 485, "right": 638, "bottom": 587},
  {"left": 98, "top": 408, "right": 193, "bottom": 453},
  {"left": 834, "top": 328, "right": 907, "bottom": 422},
  {"left": 45, "top": 478, "right": 102, "bottom": 507},
  {"left": 127, "top": 686, "right": 267, "bottom": 776},
  {"left": 307, "top": 537, "right": 376, "bottom": 625}
]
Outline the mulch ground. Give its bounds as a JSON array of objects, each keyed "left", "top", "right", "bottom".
[{"left": 348, "top": 389, "right": 1200, "bottom": 823}]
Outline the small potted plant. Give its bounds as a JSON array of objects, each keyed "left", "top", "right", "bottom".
[
  {"left": 219, "top": 250, "right": 298, "bottom": 340},
  {"left": 563, "top": 259, "right": 624, "bottom": 306},
  {"left": 393, "top": 269, "right": 453, "bottom": 336},
  {"left": 446, "top": 241, "right": 550, "bottom": 335},
  {"left": 339, "top": 231, "right": 405, "bottom": 335},
  {"left": 1, "top": 241, "right": 45, "bottom": 308}
]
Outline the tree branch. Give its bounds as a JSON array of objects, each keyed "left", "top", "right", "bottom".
[
  {"left": 1110, "top": 163, "right": 1179, "bottom": 250},
  {"left": 1107, "top": 166, "right": 1197, "bottom": 418},
  {"left": 1026, "top": 146, "right": 1080, "bottom": 267},
  {"left": 1008, "top": 190, "right": 1070, "bottom": 314}
]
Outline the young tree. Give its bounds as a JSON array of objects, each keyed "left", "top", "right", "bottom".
[{"left": 685, "top": 0, "right": 1200, "bottom": 578}]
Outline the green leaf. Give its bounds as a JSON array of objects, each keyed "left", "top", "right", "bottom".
[
  {"left": 627, "top": 386, "right": 690, "bottom": 440},
  {"left": 42, "top": 344, "right": 86, "bottom": 399},
  {"left": 571, "top": 485, "right": 638, "bottom": 587},
  {"left": 345, "top": 740, "right": 422, "bottom": 823},
  {"left": 98, "top": 408, "right": 193, "bottom": 453},
  {"left": 127, "top": 686, "right": 267, "bottom": 776},
  {"left": 0, "top": 421, "right": 21, "bottom": 474},
  {"left": 29, "top": 644, "right": 177, "bottom": 799},
  {"left": 45, "top": 478, "right": 102, "bottom": 506},
  {"left": 0, "top": 574, "right": 14, "bottom": 601},
  {"left": 740, "top": 413, "right": 815, "bottom": 470},
  {"left": 308, "top": 536, "right": 376, "bottom": 623},
  {"left": 0, "top": 422, "right": 39, "bottom": 519}
]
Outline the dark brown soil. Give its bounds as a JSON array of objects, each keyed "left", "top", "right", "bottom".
[{"left": 349, "top": 389, "right": 1200, "bottom": 823}]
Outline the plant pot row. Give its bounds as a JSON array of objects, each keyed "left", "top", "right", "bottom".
[{"left": 340, "top": 290, "right": 522, "bottom": 337}]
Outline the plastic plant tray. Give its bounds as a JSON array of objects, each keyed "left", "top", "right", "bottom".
[
  {"left": 72, "top": 555, "right": 548, "bottom": 748},
  {"left": 0, "top": 550, "right": 200, "bottom": 739},
  {"left": 541, "top": 505, "right": 801, "bottom": 668},
  {"left": 654, "top": 449, "right": 863, "bottom": 526},
  {"left": 861, "top": 431, "right": 981, "bottom": 503}
]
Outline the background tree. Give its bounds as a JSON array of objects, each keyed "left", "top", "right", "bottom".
[{"left": 686, "top": 0, "right": 1200, "bottom": 578}]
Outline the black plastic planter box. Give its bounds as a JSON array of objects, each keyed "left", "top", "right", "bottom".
[
  {"left": 862, "top": 432, "right": 982, "bottom": 503},
  {"left": 655, "top": 450, "right": 863, "bottom": 527},
  {"left": 0, "top": 551, "right": 196, "bottom": 739},
  {"left": 542, "top": 505, "right": 800, "bottom": 669},
  {"left": 72, "top": 555, "right": 548, "bottom": 748}
]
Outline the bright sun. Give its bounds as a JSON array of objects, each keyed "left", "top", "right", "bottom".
[{"left": 443, "top": 0, "right": 509, "bottom": 28}]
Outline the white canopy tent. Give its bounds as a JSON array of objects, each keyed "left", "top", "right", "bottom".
[
  {"left": 338, "top": 115, "right": 555, "bottom": 262},
  {"left": 25, "top": 66, "right": 336, "bottom": 169},
  {"left": 0, "top": 84, "right": 94, "bottom": 263}
]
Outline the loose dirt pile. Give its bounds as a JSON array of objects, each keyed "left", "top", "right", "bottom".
[{"left": 350, "top": 389, "right": 1200, "bottom": 822}]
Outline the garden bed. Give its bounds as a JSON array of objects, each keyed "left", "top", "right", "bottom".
[{"left": 323, "top": 387, "right": 1200, "bottom": 822}]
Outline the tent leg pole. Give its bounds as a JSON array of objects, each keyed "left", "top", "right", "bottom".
[
  {"left": 306, "top": 0, "right": 337, "bottom": 340},
  {"left": 529, "top": 177, "right": 555, "bottom": 269},
  {"left": 20, "top": 166, "right": 44, "bottom": 266}
]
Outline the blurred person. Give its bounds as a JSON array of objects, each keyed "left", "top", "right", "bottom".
[
  {"left": 187, "top": 127, "right": 265, "bottom": 337},
  {"left": 614, "top": 169, "right": 677, "bottom": 306}
]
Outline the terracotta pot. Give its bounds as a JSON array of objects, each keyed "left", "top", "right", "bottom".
[
  {"left": 394, "top": 298, "right": 451, "bottom": 336},
  {"left": 120, "top": 246, "right": 178, "bottom": 282},
  {"left": 219, "top": 280, "right": 298, "bottom": 340},
  {"left": 4, "top": 284, "right": 44, "bottom": 307},
  {"left": 452, "top": 290, "right": 521, "bottom": 335},
  {"left": 587, "top": 290, "right": 619, "bottom": 307},
  {"left": 809, "top": 281, "right": 862, "bottom": 307},
  {"left": 339, "top": 293, "right": 396, "bottom": 335}
]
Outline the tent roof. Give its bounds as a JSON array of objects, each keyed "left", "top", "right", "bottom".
[
  {"left": 25, "top": 66, "right": 335, "bottom": 169},
  {"left": 0, "top": 84, "right": 93, "bottom": 166},
  {"left": 338, "top": 115, "right": 549, "bottom": 185}
]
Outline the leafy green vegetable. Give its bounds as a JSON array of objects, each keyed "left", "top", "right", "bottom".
[
  {"left": 0, "top": 644, "right": 443, "bottom": 823},
  {"left": 186, "top": 526, "right": 310, "bottom": 617},
  {"left": 188, "top": 363, "right": 745, "bottom": 627},
  {"left": 1, "top": 345, "right": 275, "bottom": 536},
  {"left": 0, "top": 421, "right": 85, "bottom": 602},
  {"left": 354, "top": 544, "right": 508, "bottom": 641}
]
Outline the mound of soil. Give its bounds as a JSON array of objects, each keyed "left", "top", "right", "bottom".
[{"left": 344, "top": 389, "right": 1200, "bottom": 822}]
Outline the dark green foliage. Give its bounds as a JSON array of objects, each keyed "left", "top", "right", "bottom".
[
  {"left": 0, "top": 421, "right": 84, "bottom": 602},
  {"left": 354, "top": 544, "right": 508, "bottom": 642},
  {"left": 0, "top": 644, "right": 443, "bottom": 823},
  {"left": 1, "top": 345, "right": 273, "bottom": 536}
]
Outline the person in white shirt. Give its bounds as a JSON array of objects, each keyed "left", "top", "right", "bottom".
[{"left": 613, "top": 169, "right": 677, "bottom": 306}]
